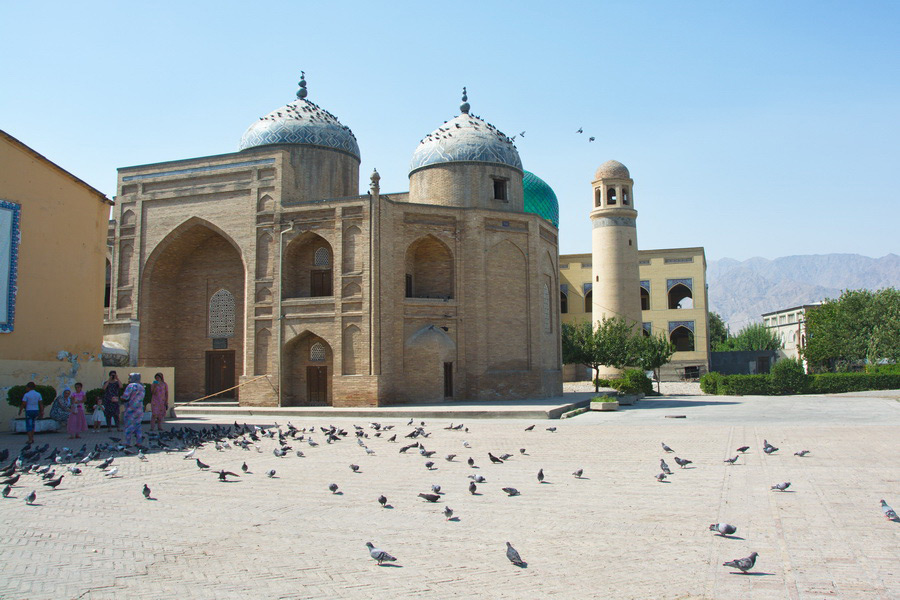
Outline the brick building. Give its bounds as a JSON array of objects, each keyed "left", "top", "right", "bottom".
[{"left": 104, "top": 79, "right": 562, "bottom": 406}]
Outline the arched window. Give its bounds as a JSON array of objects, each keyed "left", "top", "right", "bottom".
[
  {"left": 584, "top": 289, "right": 592, "bottom": 313},
  {"left": 314, "top": 247, "right": 330, "bottom": 267},
  {"left": 622, "top": 187, "right": 630, "bottom": 205},
  {"left": 667, "top": 279, "right": 694, "bottom": 310},
  {"left": 594, "top": 189, "right": 602, "bottom": 207},
  {"left": 607, "top": 187, "right": 617, "bottom": 205},
  {"left": 310, "top": 342, "right": 326, "bottom": 362},
  {"left": 209, "top": 289, "right": 236, "bottom": 338},
  {"left": 670, "top": 325, "right": 694, "bottom": 352},
  {"left": 560, "top": 291, "right": 568, "bottom": 314},
  {"left": 640, "top": 286, "right": 650, "bottom": 310}
]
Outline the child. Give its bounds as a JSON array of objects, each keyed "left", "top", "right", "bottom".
[
  {"left": 67, "top": 382, "right": 88, "bottom": 439},
  {"left": 92, "top": 397, "right": 105, "bottom": 431}
]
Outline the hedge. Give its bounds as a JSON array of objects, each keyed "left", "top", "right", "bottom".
[
  {"left": 806, "top": 372, "right": 900, "bottom": 394},
  {"left": 6, "top": 385, "right": 57, "bottom": 408},
  {"left": 702, "top": 370, "right": 900, "bottom": 396},
  {"left": 718, "top": 374, "right": 772, "bottom": 396}
]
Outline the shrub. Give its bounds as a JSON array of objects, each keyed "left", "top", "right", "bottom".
[
  {"left": 591, "top": 396, "right": 617, "bottom": 403},
  {"left": 618, "top": 369, "right": 652, "bottom": 395},
  {"left": 700, "top": 372, "right": 723, "bottom": 395},
  {"left": 770, "top": 358, "right": 809, "bottom": 395},
  {"left": 6, "top": 384, "right": 57, "bottom": 409},
  {"left": 807, "top": 372, "right": 900, "bottom": 394},
  {"left": 592, "top": 378, "right": 612, "bottom": 389},
  {"left": 718, "top": 375, "right": 772, "bottom": 396}
]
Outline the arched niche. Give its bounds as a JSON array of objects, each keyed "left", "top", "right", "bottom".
[
  {"left": 284, "top": 331, "right": 333, "bottom": 406},
  {"left": 486, "top": 240, "right": 527, "bottom": 370},
  {"left": 670, "top": 325, "right": 695, "bottom": 352},
  {"left": 404, "top": 325, "right": 456, "bottom": 401},
  {"left": 342, "top": 325, "right": 361, "bottom": 375},
  {"left": 404, "top": 235, "right": 453, "bottom": 299},
  {"left": 256, "top": 231, "right": 273, "bottom": 279},
  {"left": 283, "top": 232, "right": 333, "bottom": 299},
  {"left": 342, "top": 225, "right": 362, "bottom": 273}
]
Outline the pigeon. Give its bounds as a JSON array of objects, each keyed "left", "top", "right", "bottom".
[
  {"left": 444, "top": 506, "right": 454, "bottom": 520},
  {"left": 724, "top": 456, "right": 739, "bottom": 464},
  {"left": 418, "top": 493, "right": 440, "bottom": 503},
  {"left": 656, "top": 473, "right": 667, "bottom": 482},
  {"left": 468, "top": 474, "right": 486, "bottom": 483},
  {"left": 296, "top": 451, "right": 305, "bottom": 458},
  {"left": 387, "top": 434, "right": 396, "bottom": 443},
  {"left": 463, "top": 441, "right": 471, "bottom": 448},
  {"left": 241, "top": 462, "right": 249, "bottom": 473},
  {"left": 709, "top": 523, "right": 737, "bottom": 536},
  {"left": 546, "top": 427, "right": 557, "bottom": 433},
  {"left": 736, "top": 446, "right": 750, "bottom": 453},
  {"left": 502, "top": 487, "right": 520, "bottom": 496},
  {"left": 350, "top": 464, "right": 360, "bottom": 473},
  {"left": 489, "top": 452, "right": 504, "bottom": 464},
  {"left": 1, "top": 484, "right": 9, "bottom": 497},
  {"left": 573, "top": 469, "right": 584, "bottom": 478},
  {"left": 771, "top": 482, "right": 791, "bottom": 491},
  {"left": 138, "top": 451, "right": 148, "bottom": 462},
  {"left": 537, "top": 469, "right": 544, "bottom": 483},
  {"left": 25, "top": 490, "right": 36, "bottom": 505},
  {"left": 1, "top": 474, "right": 20, "bottom": 486},
  {"left": 661, "top": 443, "right": 674, "bottom": 453},
  {"left": 328, "top": 483, "right": 339, "bottom": 493},
  {"left": 519, "top": 448, "right": 527, "bottom": 455},
  {"left": 425, "top": 461, "right": 435, "bottom": 470},
  {"left": 217, "top": 470, "right": 240, "bottom": 482},
  {"left": 576, "top": 127, "right": 583, "bottom": 133},
  {"left": 880, "top": 499, "right": 897, "bottom": 520},
  {"left": 524, "top": 425, "right": 535, "bottom": 431},
  {"left": 499, "top": 454, "right": 513, "bottom": 460},
  {"left": 674, "top": 457, "right": 692, "bottom": 468},
  {"left": 660, "top": 459, "right": 672, "bottom": 475},
  {"left": 445, "top": 454, "right": 456, "bottom": 462},
  {"left": 196, "top": 459, "right": 210, "bottom": 470},
  {"left": 794, "top": 450, "right": 810, "bottom": 457},
  {"left": 142, "top": 484, "right": 151, "bottom": 499},
  {"left": 104, "top": 467, "right": 119, "bottom": 477},
  {"left": 97, "top": 457, "right": 113, "bottom": 470},
  {"left": 267, "top": 470, "right": 277, "bottom": 478},
  {"left": 468, "top": 481, "right": 477, "bottom": 495},
  {"left": 43, "top": 476, "right": 63, "bottom": 489},
  {"left": 764, "top": 445, "right": 778, "bottom": 454},
  {"left": 722, "top": 552, "right": 758, "bottom": 573},
  {"left": 366, "top": 542, "right": 397, "bottom": 565},
  {"left": 506, "top": 542, "right": 527, "bottom": 567},
  {"left": 431, "top": 484, "right": 441, "bottom": 494},
  {"left": 467, "top": 457, "right": 475, "bottom": 468},
  {"left": 183, "top": 449, "right": 195, "bottom": 460},
  {"left": 589, "top": 136, "right": 595, "bottom": 142},
  {"left": 378, "top": 495, "right": 387, "bottom": 508},
  {"left": 273, "top": 448, "right": 286, "bottom": 458},
  {"left": 67, "top": 466, "right": 82, "bottom": 475},
  {"left": 420, "top": 449, "right": 436, "bottom": 458}
]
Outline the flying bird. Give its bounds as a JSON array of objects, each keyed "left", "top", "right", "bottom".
[
  {"left": 722, "top": 552, "right": 758, "bottom": 574},
  {"left": 576, "top": 127, "right": 583, "bottom": 134},
  {"left": 366, "top": 542, "right": 397, "bottom": 565},
  {"left": 588, "top": 136, "right": 595, "bottom": 142},
  {"left": 506, "top": 542, "right": 527, "bottom": 567},
  {"left": 709, "top": 523, "right": 737, "bottom": 536}
]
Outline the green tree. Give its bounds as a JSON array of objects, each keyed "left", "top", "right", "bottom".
[
  {"left": 708, "top": 312, "right": 729, "bottom": 349},
  {"left": 802, "top": 288, "right": 900, "bottom": 372},
  {"left": 562, "top": 317, "right": 642, "bottom": 392},
  {"left": 713, "top": 323, "right": 782, "bottom": 352},
  {"left": 635, "top": 332, "right": 676, "bottom": 393}
]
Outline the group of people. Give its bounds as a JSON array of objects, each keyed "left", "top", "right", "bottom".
[{"left": 16, "top": 371, "right": 169, "bottom": 446}]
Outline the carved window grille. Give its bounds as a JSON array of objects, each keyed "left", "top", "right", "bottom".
[
  {"left": 309, "top": 341, "right": 326, "bottom": 362},
  {"left": 314, "top": 247, "right": 330, "bottom": 267},
  {"left": 208, "top": 289, "right": 235, "bottom": 338}
]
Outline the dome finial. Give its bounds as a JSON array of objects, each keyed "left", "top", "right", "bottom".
[
  {"left": 297, "top": 71, "right": 308, "bottom": 100},
  {"left": 460, "top": 86, "right": 470, "bottom": 114}
]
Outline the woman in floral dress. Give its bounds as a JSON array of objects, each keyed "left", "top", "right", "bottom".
[
  {"left": 121, "top": 373, "right": 145, "bottom": 446},
  {"left": 149, "top": 372, "right": 168, "bottom": 431},
  {"left": 67, "top": 382, "right": 88, "bottom": 438}
]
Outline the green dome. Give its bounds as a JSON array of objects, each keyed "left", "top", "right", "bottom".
[{"left": 522, "top": 171, "right": 559, "bottom": 228}]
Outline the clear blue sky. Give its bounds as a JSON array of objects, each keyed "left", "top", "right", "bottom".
[{"left": 2, "top": 1, "right": 897, "bottom": 261}]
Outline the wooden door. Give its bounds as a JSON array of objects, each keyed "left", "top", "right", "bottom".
[
  {"left": 443, "top": 362, "right": 453, "bottom": 398},
  {"left": 310, "top": 270, "right": 332, "bottom": 297},
  {"left": 307, "top": 366, "right": 328, "bottom": 404},
  {"left": 205, "top": 351, "right": 236, "bottom": 399}
]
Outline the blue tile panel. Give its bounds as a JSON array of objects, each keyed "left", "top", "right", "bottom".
[
  {"left": 640, "top": 280, "right": 650, "bottom": 292},
  {"left": 0, "top": 200, "right": 22, "bottom": 333},
  {"left": 239, "top": 98, "right": 360, "bottom": 159},
  {"left": 669, "top": 320, "right": 695, "bottom": 333},
  {"left": 122, "top": 159, "right": 276, "bottom": 182},
  {"left": 667, "top": 278, "right": 693, "bottom": 291},
  {"left": 522, "top": 171, "right": 560, "bottom": 228},
  {"left": 410, "top": 113, "right": 522, "bottom": 174}
]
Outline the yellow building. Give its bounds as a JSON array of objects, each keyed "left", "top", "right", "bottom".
[
  {"left": 0, "top": 130, "right": 113, "bottom": 425},
  {"left": 560, "top": 246, "right": 710, "bottom": 381}
]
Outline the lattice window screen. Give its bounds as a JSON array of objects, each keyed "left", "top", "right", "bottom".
[
  {"left": 309, "top": 342, "right": 326, "bottom": 362},
  {"left": 314, "top": 247, "right": 330, "bottom": 267},
  {"left": 208, "top": 289, "right": 235, "bottom": 338}
]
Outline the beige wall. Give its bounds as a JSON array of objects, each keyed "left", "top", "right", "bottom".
[{"left": 0, "top": 132, "right": 110, "bottom": 363}]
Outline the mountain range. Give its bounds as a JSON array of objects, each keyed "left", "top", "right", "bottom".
[{"left": 706, "top": 254, "right": 900, "bottom": 333}]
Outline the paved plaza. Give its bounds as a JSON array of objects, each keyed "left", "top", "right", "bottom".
[{"left": 1, "top": 390, "right": 898, "bottom": 599}]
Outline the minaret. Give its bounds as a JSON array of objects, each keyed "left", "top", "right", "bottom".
[{"left": 590, "top": 160, "right": 642, "bottom": 378}]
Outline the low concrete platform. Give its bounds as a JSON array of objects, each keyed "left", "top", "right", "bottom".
[{"left": 174, "top": 392, "right": 595, "bottom": 420}]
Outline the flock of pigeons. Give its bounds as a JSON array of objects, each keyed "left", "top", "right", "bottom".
[{"left": 2, "top": 421, "right": 898, "bottom": 575}]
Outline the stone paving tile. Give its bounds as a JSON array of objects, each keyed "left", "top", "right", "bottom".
[{"left": 0, "top": 395, "right": 898, "bottom": 599}]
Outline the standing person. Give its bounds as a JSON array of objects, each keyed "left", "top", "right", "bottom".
[
  {"left": 101, "top": 371, "right": 122, "bottom": 432},
  {"left": 91, "top": 397, "right": 105, "bottom": 432},
  {"left": 49, "top": 387, "right": 73, "bottom": 429},
  {"left": 67, "top": 382, "right": 88, "bottom": 439},
  {"left": 121, "top": 373, "right": 146, "bottom": 446},
  {"left": 17, "top": 382, "right": 43, "bottom": 444},
  {"left": 149, "top": 373, "right": 168, "bottom": 432}
]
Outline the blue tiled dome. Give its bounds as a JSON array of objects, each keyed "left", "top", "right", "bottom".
[
  {"left": 239, "top": 79, "right": 359, "bottom": 159},
  {"left": 523, "top": 171, "right": 560, "bottom": 228},
  {"left": 409, "top": 101, "right": 521, "bottom": 174}
]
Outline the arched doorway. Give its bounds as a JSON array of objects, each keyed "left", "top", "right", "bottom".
[
  {"left": 284, "top": 332, "right": 333, "bottom": 406},
  {"left": 139, "top": 219, "right": 245, "bottom": 402},
  {"left": 670, "top": 325, "right": 695, "bottom": 351}
]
